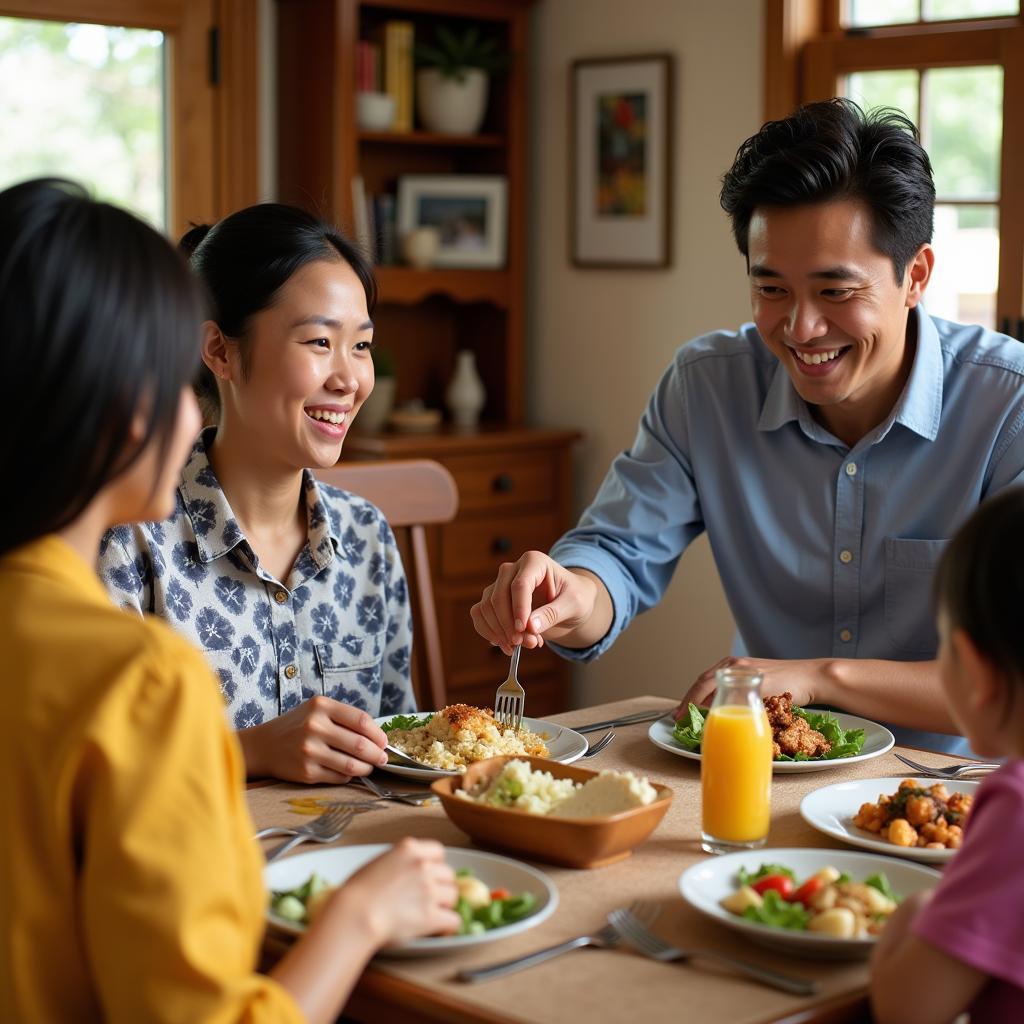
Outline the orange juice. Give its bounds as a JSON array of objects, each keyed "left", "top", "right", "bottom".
[{"left": 701, "top": 704, "right": 773, "bottom": 845}]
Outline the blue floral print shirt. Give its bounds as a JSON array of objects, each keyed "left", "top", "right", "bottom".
[{"left": 99, "top": 429, "right": 416, "bottom": 730}]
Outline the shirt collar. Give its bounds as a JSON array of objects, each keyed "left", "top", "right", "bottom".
[
  {"left": 757, "top": 306, "right": 943, "bottom": 443},
  {"left": 179, "top": 428, "right": 341, "bottom": 570}
]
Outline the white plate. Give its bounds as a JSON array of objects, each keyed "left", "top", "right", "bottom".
[
  {"left": 679, "top": 847, "right": 940, "bottom": 959},
  {"left": 266, "top": 844, "right": 558, "bottom": 957},
  {"left": 648, "top": 711, "right": 895, "bottom": 774},
  {"left": 800, "top": 776, "right": 979, "bottom": 863},
  {"left": 375, "top": 713, "right": 588, "bottom": 782}
]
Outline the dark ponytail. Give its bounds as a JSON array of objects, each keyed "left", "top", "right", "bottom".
[{"left": 179, "top": 204, "right": 376, "bottom": 418}]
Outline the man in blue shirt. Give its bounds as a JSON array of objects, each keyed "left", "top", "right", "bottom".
[{"left": 470, "top": 99, "right": 1024, "bottom": 753}]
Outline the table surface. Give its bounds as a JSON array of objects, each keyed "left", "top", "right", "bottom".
[{"left": 248, "top": 696, "right": 965, "bottom": 1024}]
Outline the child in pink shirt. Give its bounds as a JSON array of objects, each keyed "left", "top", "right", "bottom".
[{"left": 871, "top": 487, "right": 1024, "bottom": 1023}]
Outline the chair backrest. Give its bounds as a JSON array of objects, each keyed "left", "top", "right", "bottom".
[{"left": 315, "top": 459, "right": 458, "bottom": 711}]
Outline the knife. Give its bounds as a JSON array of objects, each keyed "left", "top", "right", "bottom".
[{"left": 570, "top": 709, "right": 670, "bottom": 734}]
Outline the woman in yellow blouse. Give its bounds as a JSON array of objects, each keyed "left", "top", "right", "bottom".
[{"left": 0, "top": 179, "right": 459, "bottom": 1023}]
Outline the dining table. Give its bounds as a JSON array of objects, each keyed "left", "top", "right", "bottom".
[{"left": 249, "top": 695, "right": 968, "bottom": 1024}]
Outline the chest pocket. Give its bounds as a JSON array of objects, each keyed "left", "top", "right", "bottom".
[
  {"left": 884, "top": 537, "right": 948, "bottom": 657},
  {"left": 314, "top": 635, "right": 384, "bottom": 712}
]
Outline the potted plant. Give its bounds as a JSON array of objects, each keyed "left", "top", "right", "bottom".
[
  {"left": 353, "top": 347, "right": 396, "bottom": 434},
  {"left": 414, "top": 25, "right": 509, "bottom": 135}
]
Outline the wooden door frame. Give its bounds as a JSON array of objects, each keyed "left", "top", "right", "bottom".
[{"left": 0, "top": 0, "right": 260, "bottom": 233}]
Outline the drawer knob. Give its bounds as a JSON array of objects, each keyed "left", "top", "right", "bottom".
[
  {"left": 492, "top": 536, "right": 513, "bottom": 554},
  {"left": 492, "top": 473, "right": 515, "bottom": 493}
]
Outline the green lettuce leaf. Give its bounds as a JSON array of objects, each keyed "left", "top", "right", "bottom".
[{"left": 381, "top": 712, "right": 433, "bottom": 733}]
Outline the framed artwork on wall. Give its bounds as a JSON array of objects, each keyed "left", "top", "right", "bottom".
[
  {"left": 570, "top": 53, "right": 674, "bottom": 268},
  {"left": 396, "top": 174, "right": 508, "bottom": 268}
]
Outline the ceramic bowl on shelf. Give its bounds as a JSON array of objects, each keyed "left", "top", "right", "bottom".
[
  {"left": 388, "top": 405, "right": 442, "bottom": 433},
  {"left": 431, "top": 755, "right": 673, "bottom": 869},
  {"left": 356, "top": 91, "right": 395, "bottom": 131}
]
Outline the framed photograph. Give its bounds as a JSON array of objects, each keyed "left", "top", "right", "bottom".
[
  {"left": 396, "top": 175, "right": 508, "bottom": 269},
  {"left": 570, "top": 54, "right": 673, "bottom": 268}
]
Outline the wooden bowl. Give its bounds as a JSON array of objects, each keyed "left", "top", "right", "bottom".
[{"left": 431, "top": 755, "right": 673, "bottom": 869}]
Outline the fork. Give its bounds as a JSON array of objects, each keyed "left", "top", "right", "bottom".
[
  {"left": 358, "top": 774, "right": 437, "bottom": 806},
  {"left": 456, "top": 901, "right": 658, "bottom": 983},
  {"left": 894, "top": 752, "right": 1002, "bottom": 779},
  {"left": 494, "top": 643, "right": 525, "bottom": 732},
  {"left": 607, "top": 907, "right": 818, "bottom": 996},
  {"left": 263, "top": 808, "right": 355, "bottom": 864},
  {"left": 581, "top": 730, "right": 615, "bottom": 758}
]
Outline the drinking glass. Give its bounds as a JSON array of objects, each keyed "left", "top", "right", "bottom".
[{"left": 701, "top": 667, "right": 773, "bottom": 855}]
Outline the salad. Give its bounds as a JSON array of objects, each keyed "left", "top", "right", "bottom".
[
  {"left": 720, "top": 862, "right": 901, "bottom": 938},
  {"left": 269, "top": 869, "right": 537, "bottom": 936},
  {"left": 672, "top": 700, "right": 866, "bottom": 762}
]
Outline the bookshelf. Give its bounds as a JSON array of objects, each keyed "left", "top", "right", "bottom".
[{"left": 276, "top": 0, "right": 580, "bottom": 713}]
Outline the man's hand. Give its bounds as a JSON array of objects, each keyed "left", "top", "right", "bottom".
[
  {"left": 238, "top": 696, "right": 389, "bottom": 782},
  {"left": 675, "top": 656, "right": 824, "bottom": 719},
  {"left": 470, "top": 550, "right": 603, "bottom": 654}
]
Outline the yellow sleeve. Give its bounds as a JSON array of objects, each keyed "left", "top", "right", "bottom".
[{"left": 76, "top": 633, "right": 305, "bottom": 1024}]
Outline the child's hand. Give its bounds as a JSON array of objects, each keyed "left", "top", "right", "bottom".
[
  {"left": 871, "top": 889, "right": 932, "bottom": 963},
  {"left": 344, "top": 838, "right": 460, "bottom": 945}
]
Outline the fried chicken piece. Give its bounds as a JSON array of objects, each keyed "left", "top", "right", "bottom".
[
  {"left": 762, "top": 691, "right": 832, "bottom": 758},
  {"left": 764, "top": 693, "right": 795, "bottom": 729}
]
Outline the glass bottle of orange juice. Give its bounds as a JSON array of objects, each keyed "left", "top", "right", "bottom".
[{"left": 701, "top": 667, "right": 773, "bottom": 855}]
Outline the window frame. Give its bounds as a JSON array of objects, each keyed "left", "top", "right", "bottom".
[
  {"left": 765, "top": 0, "right": 1024, "bottom": 329},
  {"left": 0, "top": 0, "right": 260, "bottom": 233}
]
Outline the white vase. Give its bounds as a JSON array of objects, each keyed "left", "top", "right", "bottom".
[
  {"left": 445, "top": 350, "right": 486, "bottom": 429},
  {"left": 353, "top": 376, "right": 395, "bottom": 434},
  {"left": 401, "top": 225, "right": 440, "bottom": 269},
  {"left": 416, "top": 67, "right": 489, "bottom": 135}
]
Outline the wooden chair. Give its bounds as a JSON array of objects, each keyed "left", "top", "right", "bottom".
[{"left": 315, "top": 459, "right": 458, "bottom": 710}]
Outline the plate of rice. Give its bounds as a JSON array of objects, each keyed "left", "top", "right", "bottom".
[{"left": 377, "top": 704, "right": 588, "bottom": 781}]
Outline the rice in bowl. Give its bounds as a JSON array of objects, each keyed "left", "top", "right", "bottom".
[{"left": 386, "top": 704, "right": 550, "bottom": 772}]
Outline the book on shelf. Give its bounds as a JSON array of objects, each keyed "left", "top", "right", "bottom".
[
  {"left": 373, "top": 193, "right": 397, "bottom": 265},
  {"left": 356, "top": 40, "right": 380, "bottom": 93},
  {"left": 351, "top": 175, "right": 372, "bottom": 257},
  {"left": 382, "top": 20, "right": 413, "bottom": 132}
]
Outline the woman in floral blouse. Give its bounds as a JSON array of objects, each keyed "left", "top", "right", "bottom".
[{"left": 101, "top": 203, "right": 415, "bottom": 783}]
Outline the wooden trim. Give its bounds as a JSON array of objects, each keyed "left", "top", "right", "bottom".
[
  {"left": 0, "top": 0, "right": 182, "bottom": 28},
  {"left": 807, "top": 25, "right": 1003, "bottom": 71},
  {"left": 997, "top": 25, "right": 1024, "bottom": 324},
  {"left": 763, "top": 0, "right": 825, "bottom": 120},
  {"left": 214, "top": 0, "right": 261, "bottom": 214}
]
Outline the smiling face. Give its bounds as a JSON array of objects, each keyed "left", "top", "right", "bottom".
[
  {"left": 747, "top": 199, "right": 932, "bottom": 447},
  {"left": 216, "top": 257, "right": 374, "bottom": 470}
]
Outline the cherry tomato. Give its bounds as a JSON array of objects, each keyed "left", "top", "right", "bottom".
[
  {"left": 490, "top": 888, "right": 511, "bottom": 901},
  {"left": 751, "top": 874, "right": 795, "bottom": 899},
  {"left": 793, "top": 877, "right": 825, "bottom": 907}
]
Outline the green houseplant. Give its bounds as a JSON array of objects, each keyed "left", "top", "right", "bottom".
[{"left": 414, "top": 25, "right": 510, "bottom": 134}]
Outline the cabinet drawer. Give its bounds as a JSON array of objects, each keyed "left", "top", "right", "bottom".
[
  {"left": 442, "top": 451, "right": 557, "bottom": 513},
  {"left": 440, "top": 511, "right": 560, "bottom": 578}
]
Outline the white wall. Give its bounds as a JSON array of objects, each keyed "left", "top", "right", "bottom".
[{"left": 526, "top": 0, "right": 764, "bottom": 706}]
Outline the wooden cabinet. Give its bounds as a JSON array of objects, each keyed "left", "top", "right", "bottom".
[
  {"left": 276, "top": 0, "right": 581, "bottom": 712},
  {"left": 346, "top": 427, "right": 579, "bottom": 716},
  {"left": 276, "top": 0, "right": 532, "bottom": 424}
]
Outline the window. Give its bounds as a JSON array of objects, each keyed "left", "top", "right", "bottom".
[
  {"left": 0, "top": 1, "right": 260, "bottom": 234},
  {"left": 765, "top": 1, "right": 1024, "bottom": 336}
]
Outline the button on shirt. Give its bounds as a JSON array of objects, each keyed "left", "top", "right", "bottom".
[
  {"left": 549, "top": 308, "right": 1024, "bottom": 753},
  {"left": 100, "top": 430, "right": 416, "bottom": 730}
]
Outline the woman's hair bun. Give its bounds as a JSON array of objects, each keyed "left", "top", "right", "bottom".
[{"left": 179, "top": 222, "right": 213, "bottom": 258}]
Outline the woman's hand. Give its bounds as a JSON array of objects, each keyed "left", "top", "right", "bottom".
[
  {"left": 238, "top": 696, "right": 388, "bottom": 783},
  {"left": 470, "top": 551, "right": 604, "bottom": 654},
  {"left": 337, "top": 838, "right": 461, "bottom": 946}
]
